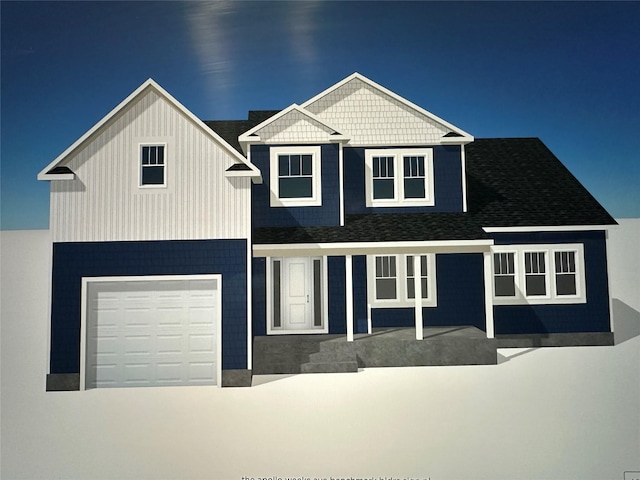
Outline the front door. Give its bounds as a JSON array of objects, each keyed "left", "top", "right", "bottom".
[{"left": 271, "top": 257, "right": 325, "bottom": 333}]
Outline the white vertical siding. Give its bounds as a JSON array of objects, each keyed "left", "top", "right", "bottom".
[{"left": 50, "top": 90, "right": 250, "bottom": 242}]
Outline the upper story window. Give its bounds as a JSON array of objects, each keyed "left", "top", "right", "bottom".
[
  {"left": 365, "top": 149, "right": 434, "bottom": 207},
  {"left": 140, "top": 145, "right": 166, "bottom": 187},
  {"left": 492, "top": 244, "right": 586, "bottom": 305},
  {"left": 368, "top": 254, "right": 437, "bottom": 307},
  {"left": 270, "top": 146, "right": 322, "bottom": 207}
]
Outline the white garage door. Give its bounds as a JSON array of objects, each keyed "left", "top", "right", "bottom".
[{"left": 84, "top": 276, "right": 220, "bottom": 388}]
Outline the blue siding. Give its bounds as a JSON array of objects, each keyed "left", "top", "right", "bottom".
[
  {"left": 343, "top": 145, "right": 464, "bottom": 215},
  {"left": 50, "top": 240, "right": 248, "bottom": 374},
  {"left": 371, "top": 254, "right": 486, "bottom": 330},
  {"left": 251, "top": 143, "right": 340, "bottom": 228},
  {"left": 327, "top": 256, "right": 347, "bottom": 334},
  {"left": 492, "top": 231, "right": 611, "bottom": 334}
]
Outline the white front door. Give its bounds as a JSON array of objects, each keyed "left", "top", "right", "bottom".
[
  {"left": 283, "top": 257, "right": 313, "bottom": 330},
  {"left": 270, "top": 257, "right": 325, "bottom": 333}
]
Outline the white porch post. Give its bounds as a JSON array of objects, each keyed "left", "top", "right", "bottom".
[
  {"left": 413, "top": 255, "right": 423, "bottom": 340},
  {"left": 483, "top": 251, "right": 495, "bottom": 339},
  {"left": 346, "top": 255, "right": 354, "bottom": 342}
]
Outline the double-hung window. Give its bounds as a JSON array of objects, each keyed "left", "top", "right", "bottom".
[
  {"left": 365, "top": 149, "right": 434, "bottom": 207},
  {"left": 270, "top": 146, "right": 321, "bottom": 207},
  {"left": 368, "top": 254, "right": 436, "bottom": 307},
  {"left": 140, "top": 145, "right": 166, "bottom": 187},
  {"left": 492, "top": 244, "right": 585, "bottom": 304}
]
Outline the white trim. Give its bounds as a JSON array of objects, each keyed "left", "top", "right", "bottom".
[
  {"left": 300, "top": 72, "right": 474, "bottom": 141},
  {"left": 254, "top": 239, "right": 493, "bottom": 257},
  {"left": 366, "top": 254, "right": 437, "bottom": 308},
  {"left": 138, "top": 143, "right": 168, "bottom": 188},
  {"left": 346, "top": 255, "right": 354, "bottom": 342},
  {"left": 413, "top": 255, "right": 424, "bottom": 340},
  {"left": 79, "top": 274, "right": 223, "bottom": 390},
  {"left": 269, "top": 145, "right": 322, "bottom": 207},
  {"left": 483, "top": 225, "right": 615, "bottom": 233},
  {"left": 491, "top": 244, "right": 587, "bottom": 305},
  {"left": 366, "top": 303, "right": 372, "bottom": 334},
  {"left": 461, "top": 144, "right": 468, "bottom": 213},
  {"left": 338, "top": 143, "right": 345, "bottom": 226},
  {"left": 605, "top": 231, "right": 615, "bottom": 334},
  {"left": 365, "top": 148, "right": 435, "bottom": 208},
  {"left": 38, "top": 78, "right": 261, "bottom": 183},
  {"left": 483, "top": 252, "right": 495, "bottom": 338},
  {"left": 266, "top": 256, "right": 329, "bottom": 335},
  {"left": 45, "top": 237, "right": 53, "bottom": 376}
]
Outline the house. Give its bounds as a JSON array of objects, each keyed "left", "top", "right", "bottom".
[{"left": 38, "top": 73, "right": 616, "bottom": 390}]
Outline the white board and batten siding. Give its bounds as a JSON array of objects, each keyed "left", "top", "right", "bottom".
[{"left": 50, "top": 89, "right": 250, "bottom": 243}]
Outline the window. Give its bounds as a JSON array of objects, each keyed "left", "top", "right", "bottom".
[
  {"left": 368, "top": 254, "right": 436, "bottom": 307},
  {"left": 365, "top": 149, "right": 434, "bottom": 207},
  {"left": 375, "top": 256, "right": 397, "bottom": 300},
  {"left": 524, "top": 251, "right": 547, "bottom": 296},
  {"left": 494, "top": 252, "right": 516, "bottom": 297},
  {"left": 406, "top": 255, "right": 429, "bottom": 299},
  {"left": 555, "top": 251, "right": 577, "bottom": 296},
  {"left": 270, "top": 146, "right": 321, "bottom": 207},
  {"left": 140, "top": 145, "right": 165, "bottom": 186},
  {"left": 492, "top": 244, "right": 585, "bottom": 305}
]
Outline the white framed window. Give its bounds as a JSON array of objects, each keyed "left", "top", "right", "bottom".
[
  {"left": 139, "top": 144, "right": 166, "bottom": 187},
  {"left": 367, "top": 254, "right": 437, "bottom": 307},
  {"left": 491, "top": 244, "right": 586, "bottom": 305},
  {"left": 269, "top": 146, "right": 322, "bottom": 207},
  {"left": 365, "top": 149, "right": 434, "bottom": 207}
]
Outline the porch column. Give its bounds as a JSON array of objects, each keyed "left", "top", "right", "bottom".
[
  {"left": 483, "top": 251, "right": 495, "bottom": 339},
  {"left": 413, "top": 255, "right": 424, "bottom": 340},
  {"left": 345, "top": 254, "right": 354, "bottom": 342}
]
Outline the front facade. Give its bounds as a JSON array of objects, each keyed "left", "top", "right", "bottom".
[{"left": 39, "top": 73, "right": 616, "bottom": 390}]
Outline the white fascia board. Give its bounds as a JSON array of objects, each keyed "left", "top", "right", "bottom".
[
  {"left": 483, "top": 225, "right": 617, "bottom": 233},
  {"left": 253, "top": 239, "right": 494, "bottom": 257},
  {"left": 37, "top": 78, "right": 261, "bottom": 182},
  {"left": 224, "top": 169, "right": 263, "bottom": 183},
  {"left": 440, "top": 136, "right": 474, "bottom": 145},
  {"left": 300, "top": 72, "right": 474, "bottom": 140},
  {"left": 38, "top": 172, "right": 76, "bottom": 181},
  {"left": 237, "top": 104, "right": 347, "bottom": 150}
]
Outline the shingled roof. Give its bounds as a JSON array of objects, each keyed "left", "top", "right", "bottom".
[
  {"left": 204, "top": 110, "right": 279, "bottom": 153},
  {"left": 252, "top": 138, "right": 615, "bottom": 245}
]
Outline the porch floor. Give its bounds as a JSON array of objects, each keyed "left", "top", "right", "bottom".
[{"left": 253, "top": 326, "right": 497, "bottom": 375}]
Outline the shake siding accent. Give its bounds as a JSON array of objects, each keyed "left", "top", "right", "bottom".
[
  {"left": 50, "top": 90, "right": 250, "bottom": 242},
  {"left": 255, "top": 110, "right": 335, "bottom": 143},
  {"left": 304, "top": 78, "right": 450, "bottom": 145}
]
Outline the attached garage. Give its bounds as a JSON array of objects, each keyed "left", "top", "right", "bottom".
[{"left": 81, "top": 275, "right": 222, "bottom": 389}]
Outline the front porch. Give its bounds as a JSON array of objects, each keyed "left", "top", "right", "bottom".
[{"left": 252, "top": 326, "right": 497, "bottom": 375}]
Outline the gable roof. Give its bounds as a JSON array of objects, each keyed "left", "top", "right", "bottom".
[
  {"left": 301, "top": 72, "right": 474, "bottom": 145},
  {"left": 38, "top": 79, "right": 262, "bottom": 182},
  {"left": 237, "top": 104, "right": 348, "bottom": 152},
  {"left": 254, "top": 138, "right": 616, "bottom": 245}
]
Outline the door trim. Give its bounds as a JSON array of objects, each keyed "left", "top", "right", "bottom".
[
  {"left": 266, "top": 256, "right": 329, "bottom": 335},
  {"left": 79, "top": 274, "right": 223, "bottom": 390}
]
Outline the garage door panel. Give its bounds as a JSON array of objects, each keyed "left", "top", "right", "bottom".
[{"left": 85, "top": 277, "right": 219, "bottom": 389}]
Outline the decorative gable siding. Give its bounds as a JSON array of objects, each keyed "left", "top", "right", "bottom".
[
  {"left": 254, "top": 109, "right": 335, "bottom": 143},
  {"left": 49, "top": 90, "right": 250, "bottom": 242},
  {"left": 305, "top": 77, "right": 450, "bottom": 146}
]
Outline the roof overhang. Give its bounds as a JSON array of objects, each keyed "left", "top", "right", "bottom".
[
  {"left": 253, "top": 239, "right": 494, "bottom": 257},
  {"left": 482, "top": 225, "right": 617, "bottom": 233},
  {"left": 38, "top": 78, "right": 262, "bottom": 184}
]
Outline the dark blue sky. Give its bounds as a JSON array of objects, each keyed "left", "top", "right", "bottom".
[{"left": 2, "top": 1, "right": 639, "bottom": 229}]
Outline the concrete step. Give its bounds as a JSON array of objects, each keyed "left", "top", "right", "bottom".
[
  {"left": 300, "top": 361, "right": 359, "bottom": 374},
  {"left": 307, "top": 350, "right": 358, "bottom": 363},
  {"left": 252, "top": 362, "right": 303, "bottom": 375}
]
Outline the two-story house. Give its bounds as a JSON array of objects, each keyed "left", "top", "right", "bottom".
[{"left": 39, "top": 73, "right": 616, "bottom": 390}]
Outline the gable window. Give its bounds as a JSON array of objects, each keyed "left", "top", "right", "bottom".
[
  {"left": 368, "top": 254, "right": 436, "bottom": 307},
  {"left": 270, "top": 146, "right": 321, "bottom": 207},
  {"left": 492, "top": 244, "right": 585, "bottom": 305},
  {"left": 140, "top": 145, "right": 166, "bottom": 187},
  {"left": 365, "top": 149, "right": 434, "bottom": 207}
]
